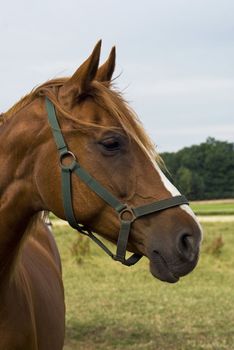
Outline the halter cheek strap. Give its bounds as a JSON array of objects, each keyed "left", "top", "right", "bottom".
[{"left": 45, "top": 97, "right": 189, "bottom": 266}]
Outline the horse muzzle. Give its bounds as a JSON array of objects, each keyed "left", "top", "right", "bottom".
[
  {"left": 148, "top": 249, "right": 200, "bottom": 283},
  {"left": 146, "top": 226, "right": 202, "bottom": 283}
]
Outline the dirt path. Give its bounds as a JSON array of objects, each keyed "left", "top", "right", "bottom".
[
  {"left": 198, "top": 215, "right": 234, "bottom": 222},
  {"left": 52, "top": 216, "right": 234, "bottom": 227}
]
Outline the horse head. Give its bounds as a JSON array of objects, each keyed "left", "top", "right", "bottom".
[{"left": 34, "top": 41, "right": 202, "bottom": 283}]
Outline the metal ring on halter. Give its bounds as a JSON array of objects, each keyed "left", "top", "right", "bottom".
[
  {"left": 59, "top": 151, "right": 77, "bottom": 170},
  {"left": 118, "top": 206, "right": 136, "bottom": 223}
]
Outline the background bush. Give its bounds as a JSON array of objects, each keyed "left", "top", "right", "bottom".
[{"left": 161, "top": 137, "right": 234, "bottom": 200}]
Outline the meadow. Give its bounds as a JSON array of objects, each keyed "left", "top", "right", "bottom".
[
  {"left": 52, "top": 215, "right": 234, "bottom": 350},
  {"left": 190, "top": 200, "right": 234, "bottom": 216}
]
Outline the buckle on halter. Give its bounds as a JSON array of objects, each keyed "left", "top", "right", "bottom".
[
  {"left": 59, "top": 151, "right": 77, "bottom": 171},
  {"left": 112, "top": 254, "right": 125, "bottom": 263},
  {"left": 118, "top": 206, "right": 136, "bottom": 223}
]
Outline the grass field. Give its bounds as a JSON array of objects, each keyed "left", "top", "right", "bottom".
[
  {"left": 190, "top": 200, "right": 234, "bottom": 216},
  {"left": 52, "top": 219, "right": 234, "bottom": 350}
]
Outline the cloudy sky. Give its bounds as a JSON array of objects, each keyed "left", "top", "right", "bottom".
[{"left": 1, "top": 0, "right": 233, "bottom": 152}]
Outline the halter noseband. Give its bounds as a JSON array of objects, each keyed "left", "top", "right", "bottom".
[{"left": 45, "top": 97, "right": 189, "bottom": 266}]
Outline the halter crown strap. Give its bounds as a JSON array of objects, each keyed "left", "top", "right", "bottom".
[{"left": 45, "top": 97, "right": 189, "bottom": 266}]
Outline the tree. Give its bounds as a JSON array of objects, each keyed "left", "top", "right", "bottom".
[
  {"left": 176, "top": 167, "right": 192, "bottom": 196},
  {"left": 160, "top": 138, "right": 234, "bottom": 200}
]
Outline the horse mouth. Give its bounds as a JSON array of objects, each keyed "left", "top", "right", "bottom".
[{"left": 149, "top": 251, "right": 180, "bottom": 283}]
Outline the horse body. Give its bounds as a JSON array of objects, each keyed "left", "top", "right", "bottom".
[
  {"left": 0, "top": 41, "right": 202, "bottom": 349},
  {"left": 4, "top": 241, "right": 64, "bottom": 349},
  {"left": 0, "top": 219, "right": 64, "bottom": 350},
  {"left": 0, "top": 107, "right": 64, "bottom": 348}
]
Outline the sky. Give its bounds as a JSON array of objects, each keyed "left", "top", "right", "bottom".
[{"left": 1, "top": 0, "right": 233, "bottom": 152}]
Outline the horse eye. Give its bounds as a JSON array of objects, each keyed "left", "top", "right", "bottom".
[{"left": 100, "top": 137, "right": 121, "bottom": 152}]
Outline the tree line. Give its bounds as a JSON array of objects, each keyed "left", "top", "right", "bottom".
[{"left": 160, "top": 137, "right": 234, "bottom": 200}]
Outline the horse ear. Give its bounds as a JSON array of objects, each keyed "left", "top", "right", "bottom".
[
  {"left": 95, "top": 46, "right": 116, "bottom": 83},
  {"left": 59, "top": 40, "right": 102, "bottom": 109}
]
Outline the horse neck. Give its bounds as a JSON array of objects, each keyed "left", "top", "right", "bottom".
[{"left": 0, "top": 101, "right": 44, "bottom": 278}]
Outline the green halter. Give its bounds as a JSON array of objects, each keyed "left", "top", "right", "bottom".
[{"left": 45, "top": 97, "right": 189, "bottom": 266}]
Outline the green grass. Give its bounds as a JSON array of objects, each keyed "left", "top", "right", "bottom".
[
  {"left": 190, "top": 201, "right": 234, "bottom": 216},
  {"left": 53, "top": 221, "right": 234, "bottom": 350}
]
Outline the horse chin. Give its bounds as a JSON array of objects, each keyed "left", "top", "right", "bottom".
[{"left": 149, "top": 254, "right": 180, "bottom": 284}]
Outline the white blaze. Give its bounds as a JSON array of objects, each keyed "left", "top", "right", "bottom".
[{"left": 153, "top": 162, "right": 202, "bottom": 230}]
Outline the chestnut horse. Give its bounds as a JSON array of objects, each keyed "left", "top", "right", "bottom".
[{"left": 0, "top": 41, "right": 202, "bottom": 349}]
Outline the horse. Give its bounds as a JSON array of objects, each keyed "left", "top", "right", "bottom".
[{"left": 0, "top": 41, "right": 202, "bottom": 350}]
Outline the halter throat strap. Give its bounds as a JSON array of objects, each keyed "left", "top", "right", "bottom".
[{"left": 45, "top": 97, "right": 189, "bottom": 266}]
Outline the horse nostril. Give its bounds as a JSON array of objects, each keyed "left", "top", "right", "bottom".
[{"left": 176, "top": 233, "right": 196, "bottom": 262}]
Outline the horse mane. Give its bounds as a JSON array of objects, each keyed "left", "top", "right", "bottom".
[
  {"left": 3, "top": 77, "right": 163, "bottom": 166},
  {"left": 3, "top": 78, "right": 67, "bottom": 121}
]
